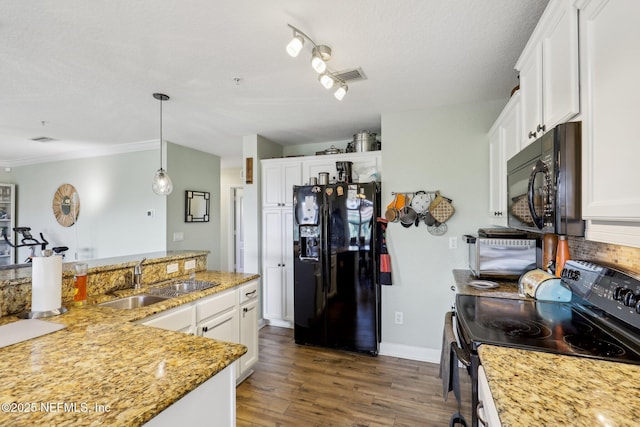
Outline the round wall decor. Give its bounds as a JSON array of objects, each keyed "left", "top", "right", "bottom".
[{"left": 52, "top": 184, "right": 80, "bottom": 227}]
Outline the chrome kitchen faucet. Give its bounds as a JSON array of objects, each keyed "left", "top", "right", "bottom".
[{"left": 133, "top": 258, "right": 146, "bottom": 289}]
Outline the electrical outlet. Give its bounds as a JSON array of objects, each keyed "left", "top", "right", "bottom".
[
  {"left": 167, "top": 263, "right": 179, "bottom": 274},
  {"left": 394, "top": 311, "right": 404, "bottom": 325},
  {"left": 449, "top": 236, "right": 458, "bottom": 249},
  {"left": 173, "top": 232, "right": 184, "bottom": 242},
  {"left": 185, "top": 260, "right": 196, "bottom": 270}
]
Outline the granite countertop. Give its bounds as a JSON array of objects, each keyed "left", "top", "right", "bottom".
[
  {"left": 479, "top": 345, "right": 640, "bottom": 426},
  {"left": 0, "top": 270, "right": 258, "bottom": 426},
  {"left": 452, "top": 269, "right": 524, "bottom": 300}
]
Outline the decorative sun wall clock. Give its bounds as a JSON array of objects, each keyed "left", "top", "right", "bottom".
[{"left": 52, "top": 184, "right": 80, "bottom": 227}]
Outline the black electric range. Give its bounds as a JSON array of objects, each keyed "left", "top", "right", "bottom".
[{"left": 448, "top": 260, "right": 640, "bottom": 426}]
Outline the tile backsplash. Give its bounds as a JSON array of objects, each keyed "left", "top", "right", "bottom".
[{"left": 568, "top": 237, "right": 640, "bottom": 276}]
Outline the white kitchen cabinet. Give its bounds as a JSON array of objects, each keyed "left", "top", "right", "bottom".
[
  {"left": 516, "top": 0, "right": 579, "bottom": 146},
  {"left": 579, "top": 0, "right": 640, "bottom": 248},
  {"left": 197, "top": 289, "right": 239, "bottom": 344},
  {"left": 302, "top": 151, "right": 381, "bottom": 184},
  {"left": 477, "top": 365, "right": 502, "bottom": 427},
  {"left": 488, "top": 93, "right": 521, "bottom": 225},
  {"left": 262, "top": 208, "right": 294, "bottom": 327},
  {"left": 0, "top": 183, "right": 15, "bottom": 266},
  {"left": 140, "top": 304, "right": 196, "bottom": 335},
  {"left": 144, "top": 363, "right": 236, "bottom": 427},
  {"left": 262, "top": 159, "right": 301, "bottom": 207},
  {"left": 138, "top": 282, "right": 259, "bottom": 385},
  {"left": 238, "top": 280, "right": 259, "bottom": 382}
]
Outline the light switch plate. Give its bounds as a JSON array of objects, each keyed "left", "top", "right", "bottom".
[
  {"left": 185, "top": 260, "right": 196, "bottom": 270},
  {"left": 166, "top": 263, "right": 179, "bottom": 274}
]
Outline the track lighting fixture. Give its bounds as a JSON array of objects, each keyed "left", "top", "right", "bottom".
[
  {"left": 151, "top": 93, "right": 173, "bottom": 196},
  {"left": 286, "top": 24, "right": 352, "bottom": 101}
]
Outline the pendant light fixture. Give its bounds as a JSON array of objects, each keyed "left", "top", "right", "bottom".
[{"left": 151, "top": 93, "right": 173, "bottom": 195}]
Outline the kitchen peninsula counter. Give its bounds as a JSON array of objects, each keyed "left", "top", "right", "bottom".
[
  {"left": 0, "top": 270, "right": 258, "bottom": 426},
  {"left": 479, "top": 344, "right": 640, "bottom": 426}
]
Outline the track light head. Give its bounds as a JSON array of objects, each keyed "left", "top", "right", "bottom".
[
  {"left": 311, "top": 45, "right": 332, "bottom": 73},
  {"left": 334, "top": 83, "right": 348, "bottom": 101},
  {"left": 286, "top": 34, "right": 304, "bottom": 57},
  {"left": 319, "top": 73, "right": 334, "bottom": 89}
]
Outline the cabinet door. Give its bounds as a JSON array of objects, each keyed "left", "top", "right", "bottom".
[
  {"left": 239, "top": 297, "right": 259, "bottom": 374},
  {"left": 542, "top": 0, "right": 580, "bottom": 129},
  {"left": 488, "top": 127, "right": 505, "bottom": 222},
  {"left": 262, "top": 209, "right": 284, "bottom": 320},
  {"left": 141, "top": 304, "right": 196, "bottom": 335},
  {"left": 262, "top": 163, "right": 284, "bottom": 208},
  {"left": 283, "top": 209, "right": 295, "bottom": 322},
  {"left": 581, "top": 0, "right": 640, "bottom": 222},
  {"left": 519, "top": 44, "right": 543, "bottom": 146},
  {"left": 478, "top": 366, "right": 502, "bottom": 427},
  {"left": 282, "top": 163, "right": 301, "bottom": 207},
  {"left": 199, "top": 307, "right": 239, "bottom": 343}
]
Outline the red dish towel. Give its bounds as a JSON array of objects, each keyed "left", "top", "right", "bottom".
[{"left": 377, "top": 218, "right": 392, "bottom": 285}]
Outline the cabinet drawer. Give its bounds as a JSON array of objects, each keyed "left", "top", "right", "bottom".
[
  {"left": 196, "top": 289, "right": 236, "bottom": 323},
  {"left": 141, "top": 304, "right": 195, "bottom": 333},
  {"left": 239, "top": 280, "right": 259, "bottom": 304}
]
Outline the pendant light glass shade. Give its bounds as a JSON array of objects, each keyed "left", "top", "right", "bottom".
[
  {"left": 151, "top": 93, "right": 173, "bottom": 195},
  {"left": 286, "top": 34, "right": 304, "bottom": 57},
  {"left": 152, "top": 167, "right": 173, "bottom": 195}
]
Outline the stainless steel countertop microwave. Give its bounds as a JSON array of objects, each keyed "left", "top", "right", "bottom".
[{"left": 506, "top": 121, "right": 584, "bottom": 236}]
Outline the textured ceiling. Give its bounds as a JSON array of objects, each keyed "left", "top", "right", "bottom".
[{"left": 1, "top": 0, "right": 548, "bottom": 167}]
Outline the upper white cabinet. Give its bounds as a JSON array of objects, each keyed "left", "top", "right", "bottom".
[
  {"left": 516, "top": 0, "right": 580, "bottom": 146},
  {"left": 488, "top": 92, "right": 521, "bottom": 225},
  {"left": 262, "top": 160, "right": 301, "bottom": 207},
  {"left": 579, "top": 0, "right": 640, "bottom": 246}
]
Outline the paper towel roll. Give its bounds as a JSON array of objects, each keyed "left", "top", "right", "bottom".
[{"left": 31, "top": 255, "right": 62, "bottom": 312}]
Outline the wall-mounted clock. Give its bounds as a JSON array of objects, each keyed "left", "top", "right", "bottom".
[{"left": 52, "top": 184, "right": 80, "bottom": 227}]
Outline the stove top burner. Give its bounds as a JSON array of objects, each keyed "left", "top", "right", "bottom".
[
  {"left": 563, "top": 335, "right": 626, "bottom": 358},
  {"left": 455, "top": 294, "right": 640, "bottom": 364},
  {"left": 483, "top": 319, "right": 552, "bottom": 339}
]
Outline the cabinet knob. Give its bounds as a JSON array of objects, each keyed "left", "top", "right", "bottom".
[
  {"left": 536, "top": 123, "right": 546, "bottom": 133},
  {"left": 477, "top": 401, "right": 488, "bottom": 426},
  {"left": 243, "top": 307, "right": 248, "bottom": 313},
  {"left": 528, "top": 131, "right": 537, "bottom": 139},
  {"left": 245, "top": 290, "right": 257, "bottom": 297},
  {"left": 202, "top": 326, "right": 208, "bottom": 333}
]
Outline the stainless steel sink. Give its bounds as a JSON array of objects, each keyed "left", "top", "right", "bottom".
[
  {"left": 150, "top": 280, "right": 219, "bottom": 297},
  {"left": 98, "top": 294, "right": 170, "bottom": 310}
]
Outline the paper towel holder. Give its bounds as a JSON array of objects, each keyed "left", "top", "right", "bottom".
[{"left": 17, "top": 306, "right": 68, "bottom": 319}]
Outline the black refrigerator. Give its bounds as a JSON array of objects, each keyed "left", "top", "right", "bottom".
[{"left": 293, "top": 182, "right": 381, "bottom": 355}]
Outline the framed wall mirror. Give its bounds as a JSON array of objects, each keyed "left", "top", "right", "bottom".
[{"left": 185, "top": 191, "right": 210, "bottom": 222}]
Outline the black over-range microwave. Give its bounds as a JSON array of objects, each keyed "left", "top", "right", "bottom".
[{"left": 506, "top": 121, "right": 584, "bottom": 236}]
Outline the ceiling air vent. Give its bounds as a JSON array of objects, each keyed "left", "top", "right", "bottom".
[
  {"left": 332, "top": 67, "right": 367, "bottom": 83},
  {"left": 30, "top": 136, "right": 57, "bottom": 143}
]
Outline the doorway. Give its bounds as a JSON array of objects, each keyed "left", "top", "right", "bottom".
[{"left": 232, "top": 187, "right": 244, "bottom": 273}]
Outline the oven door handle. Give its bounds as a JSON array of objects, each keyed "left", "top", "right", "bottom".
[{"left": 445, "top": 311, "right": 471, "bottom": 368}]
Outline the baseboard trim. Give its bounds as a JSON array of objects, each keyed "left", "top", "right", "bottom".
[{"left": 379, "top": 342, "right": 441, "bottom": 363}]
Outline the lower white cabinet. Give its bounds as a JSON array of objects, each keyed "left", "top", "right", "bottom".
[
  {"left": 262, "top": 208, "right": 294, "bottom": 328},
  {"left": 197, "top": 289, "right": 239, "bottom": 344},
  {"left": 477, "top": 365, "right": 502, "bottom": 427},
  {"left": 144, "top": 363, "right": 236, "bottom": 427},
  {"left": 138, "top": 280, "right": 259, "bottom": 384},
  {"left": 238, "top": 281, "right": 259, "bottom": 381}
]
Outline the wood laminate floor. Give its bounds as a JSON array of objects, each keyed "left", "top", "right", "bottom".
[{"left": 236, "top": 326, "right": 471, "bottom": 426}]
